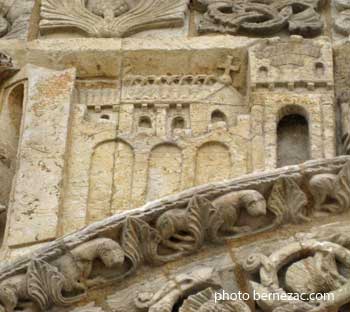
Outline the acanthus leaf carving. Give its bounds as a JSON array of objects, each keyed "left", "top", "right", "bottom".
[
  {"left": 27, "top": 259, "right": 85, "bottom": 310},
  {"left": 121, "top": 217, "right": 162, "bottom": 269},
  {"left": 40, "top": 0, "right": 188, "bottom": 38},
  {"left": 268, "top": 177, "right": 309, "bottom": 227}
]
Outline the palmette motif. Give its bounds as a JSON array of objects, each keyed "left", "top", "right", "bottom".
[{"left": 40, "top": 0, "right": 188, "bottom": 38}]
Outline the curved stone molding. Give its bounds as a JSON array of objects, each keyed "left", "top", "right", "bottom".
[
  {"left": 40, "top": 0, "right": 188, "bottom": 38},
  {"left": 194, "top": 0, "right": 324, "bottom": 37},
  {"left": 0, "top": 157, "right": 350, "bottom": 310},
  {"left": 243, "top": 236, "right": 350, "bottom": 311}
]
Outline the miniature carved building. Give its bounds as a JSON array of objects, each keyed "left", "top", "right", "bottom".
[{"left": 0, "top": 0, "right": 349, "bottom": 311}]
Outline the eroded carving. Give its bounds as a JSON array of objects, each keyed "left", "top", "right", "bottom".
[
  {"left": 0, "top": 53, "right": 18, "bottom": 82},
  {"left": 180, "top": 288, "right": 251, "bottom": 312},
  {"left": 0, "top": 159, "right": 350, "bottom": 311},
  {"left": 243, "top": 238, "right": 350, "bottom": 311},
  {"left": 53, "top": 238, "right": 125, "bottom": 290},
  {"left": 0, "top": 0, "right": 35, "bottom": 39},
  {"left": 134, "top": 267, "right": 217, "bottom": 312},
  {"left": 208, "top": 190, "right": 267, "bottom": 242},
  {"left": 268, "top": 177, "right": 309, "bottom": 227},
  {"left": 0, "top": 238, "right": 124, "bottom": 311},
  {"left": 40, "top": 0, "right": 188, "bottom": 38},
  {"left": 335, "top": 0, "right": 350, "bottom": 35},
  {"left": 195, "top": 0, "right": 324, "bottom": 37},
  {"left": 309, "top": 161, "right": 350, "bottom": 214}
]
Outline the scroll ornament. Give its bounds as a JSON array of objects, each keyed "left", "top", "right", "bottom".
[{"left": 194, "top": 0, "right": 324, "bottom": 37}]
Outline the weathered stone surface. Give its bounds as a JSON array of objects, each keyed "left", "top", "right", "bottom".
[{"left": 0, "top": 1, "right": 348, "bottom": 311}]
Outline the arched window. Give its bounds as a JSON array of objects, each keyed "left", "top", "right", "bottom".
[
  {"left": 172, "top": 116, "right": 185, "bottom": 130},
  {"left": 100, "top": 114, "right": 110, "bottom": 120},
  {"left": 277, "top": 113, "right": 310, "bottom": 167},
  {"left": 259, "top": 66, "right": 268, "bottom": 79},
  {"left": 315, "top": 62, "right": 325, "bottom": 76},
  {"left": 211, "top": 110, "right": 227, "bottom": 124},
  {"left": 8, "top": 84, "right": 24, "bottom": 138},
  {"left": 139, "top": 116, "right": 152, "bottom": 128}
]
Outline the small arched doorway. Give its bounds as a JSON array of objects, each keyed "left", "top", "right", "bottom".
[{"left": 277, "top": 107, "right": 310, "bottom": 168}]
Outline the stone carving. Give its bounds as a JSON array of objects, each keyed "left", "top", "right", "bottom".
[
  {"left": 0, "top": 0, "right": 35, "bottom": 39},
  {"left": 122, "top": 55, "right": 240, "bottom": 102},
  {"left": 0, "top": 260, "right": 84, "bottom": 312},
  {"left": 134, "top": 267, "right": 216, "bottom": 312},
  {"left": 155, "top": 196, "right": 210, "bottom": 252},
  {"left": 40, "top": 0, "right": 188, "bottom": 38},
  {"left": 309, "top": 161, "right": 350, "bottom": 214},
  {"left": 334, "top": 0, "right": 350, "bottom": 35},
  {"left": 208, "top": 190, "right": 267, "bottom": 242},
  {"left": 194, "top": 0, "right": 323, "bottom": 37},
  {"left": 0, "top": 158, "right": 349, "bottom": 310},
  {"left": 53, "top": 238, "right": 125, "bottom": 289},
  {"left": 0, "top": 238, "right": 124, "bottom": 311},
  {"left": 0, "top": 53, "right": 18, "bottom": 82},
  {"left": 267, "top": 177, "right": 309, "bottom": 227},
  {"left": 243, "top": 238, "right": 350, "bottom": 311},
  {"left": 180, "top": 288, "right": 251, "bottom": 312},
  {"left": 121, "top": 217, "right": 161, "bottom": 268}
]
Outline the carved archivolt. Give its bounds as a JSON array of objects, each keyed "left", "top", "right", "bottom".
[
  {"left": 0, "top": 158, "right": 350, "bottom": 311},
  {"left": 243, "top": 237, "right": 350, "bottom": 311},
  {"left": 40, "top": 0, "right": 188, "bottom": 38},
  {"left": 194, "top": 0, "right": 324, "bottom": 37}
]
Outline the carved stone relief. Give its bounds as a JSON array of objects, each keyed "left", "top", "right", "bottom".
[
  {"left": 40, "top": 0, "right": 188, "bottom": 38},
  {"left": 0, "top": 52, "right": 18, "bottom": 82},
  {"left": 194, "top": 0, "right": 324, "bottom": 37},
  {"left": 0, "top": 0, "right": 35, "bottom": 39},
  {"left": 334, "top": 0, "right": 350, "bottom": 36},
  {"left": 0, "top": 157, "right": 349, "bottom": 310},
  {"left": 242, "top": 235, "right": 350, "bottom": 311}
]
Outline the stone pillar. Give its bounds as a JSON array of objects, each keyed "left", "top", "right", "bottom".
[
  {"left": 131, "top": 151, "right": 149, "bottom": 208},
  {"left": 321, "top": 100, "right": 336, "bottom": 158},
  {"left": 5, "top": 65, "right": 76, "bottom": 247},
  {"left": 155, "top": 104, "right": 168, "bottom": 137},
  {"left": 250, "top": 104, "right": 265, "bottom": 172}
]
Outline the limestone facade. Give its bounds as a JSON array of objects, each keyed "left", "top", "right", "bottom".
[{"left": 0, "top": 0, "right": 349, "bottom": 311}]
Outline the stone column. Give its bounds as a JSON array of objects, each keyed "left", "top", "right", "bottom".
[
  {"left": 321, "top": 99, "right": 336, "bottom": 158},
  {"left": 250, "top": 104, "right": 265, "bottom": 172},
  {"left": 155, "top": 104, "right": 168, "bottom": 138},
  {"left": 5, "top": 65, "right": 76, "bottom": 247}
]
